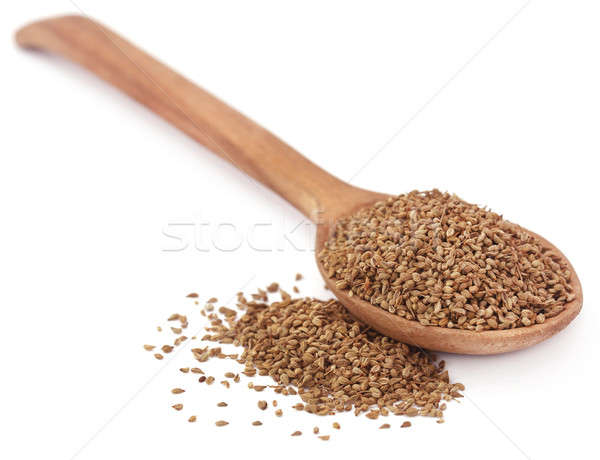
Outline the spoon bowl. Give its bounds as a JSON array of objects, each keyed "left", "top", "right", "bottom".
[{"left": 16, "top": 15, "right": 583, "bottom": 354}]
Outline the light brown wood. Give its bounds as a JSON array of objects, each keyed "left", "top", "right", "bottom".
[{"left": 16, "top": 15, "right": 583, "bottom": 354}]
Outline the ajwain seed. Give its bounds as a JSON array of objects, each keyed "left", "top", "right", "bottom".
[{"left": 215, "top": 420, "right": 229, "bottom": 427}]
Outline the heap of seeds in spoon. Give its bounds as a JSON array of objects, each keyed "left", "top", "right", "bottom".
[{"left": 318, "top": 190, "right": 574, "bottom": 331}]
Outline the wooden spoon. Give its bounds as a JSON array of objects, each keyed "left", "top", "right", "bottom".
[{"left": 16, "top": 15, "right": 583, "bottom": 354}]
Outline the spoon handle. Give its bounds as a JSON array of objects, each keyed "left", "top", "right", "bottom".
[{"left": 16, "top": 15, "right": 363, "bottom": 221}]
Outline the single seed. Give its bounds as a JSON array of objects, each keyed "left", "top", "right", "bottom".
[
  {"left": 401, "top": 421, "right": 412, "bottom": 428},
  {"left": 171, "top": 388, "right": 185, "bottom": 394},
  {"left": 275, "top": 409, "right": 283, "bottom": 417},
  {"left": 179, "top": 367, "right": 189, "bottom": 373},
  {"left": 217, "top": 402, "right": 228, "bottom": 407},
  {"left": 258, "top": 400, "right": 267, "bottom": 410},
  {"left": 161, "top": 345, "right": 174, "bottom": 353},
  {"left": 208, "top": 297, "right": 218, "bottom": 303},
  {"left": 188, "top": 415, "right": 196, "bottom": 422},
  {"left": 291, "top": 431, "right": 302, "bottom": 436},
  {"left": 191, "top": 368, "right": 204, "bottom": 374},
  {"left": 172, "top": 404, "right": 183, "bottom": 411},
  {"left": 215, "top": 420, "right": 229, "bottom": 427},
  {"left": 319, "top": 435, "right": 330, "bottom": 441},
  {"left": 295, "top": 273, "right": 303, "bottom": 281},
  {"left": 252, "top": 421, "right": 262, "bottom": 426},
  {"left": 379, "top": 423, "right": 390, "bottom": 429},
  {"left": 186, "top": 293, "right": 198, "bottom": 298},
  {"left": 154, "top": 353, "right": 163, "bottom": 360},
  {"left": 313, "top": 427, "right": 319, "bottom": 434},
  {"left": 206, "top": 376, "right": 215, "bottom": 385},
  {"left": 143, "top": 344, "right": 155, "bottom": 351},
  {"left": 333, "top": 422, "right": 340, "bottom": 430},
  {"left": 272, "top": 400, "right": 278, "bottom": 407}
]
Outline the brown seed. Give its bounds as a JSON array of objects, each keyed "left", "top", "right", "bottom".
[
  {"left": 319, "top": 435, "right": 330, "bottom": 441},
  {"left": 191, "top": 368, "right": 204, "bottom": 374},
  {"left": 208, "top": 297, "right": 218, "bottom": 303},
  {"left": 206, "top": 376, "right": 215, "bottom": 385},
  {"left": 266, "top": 282, "right": 279, "bottom": 293},
  {"left": 318, "top": 190, "right": 572, "bottom": 331},
  {"left": 275, "top": 409, "right": 283, "bottom": 417},
  {"left": 186, "top": 293, "right": 199, "bottom": 298},
  {"left": 220, "top": 380, "right": 230, "bottom": 388},
  {"left": 401, "top": 421, "right": 412, "bottom": 428},
  {"left": 291, "top": 431, "right": 302, "bottom": 436},
  {"left": 379, "top": 423, "right": 391, "bottom": 429},
  {"left": 272, "top": 400, "right": 278, "bottom": 407},
  {"left": 252, "top": 421, "right": 263, "bottom": 426},
  {"left": 172, "top": 404, "right": 183, "bottom": 411},
  {"left": 295, "top": 273, "right": 303, "bottom": 281},
  {"left": 157, "top": 326, "right": 162, "bottom": 332},
  {"left": 313, "top": 427, "right": 319, "bottom": 434},
  {"left": 143, "top": 344, "right": 155, "bottom": 351},
  {"left": 170, "top": 327, "right": 182, "bottom": 335},
  {"left": 258, "top": 400, "right": 268, "bottom": 410},
  {"left": 153, "top": 353, "right": 163, "bottom": 360},
  {"left": 188, "top": 415, "right": 197, "bottom": 422},
  {"left": 171, "top": 388, "right": 185, "bottom": 394},
  {"left": 224, "top": 372, "right": 235, "bottom": 378},
  {"left": 215, "top": 420, "right": 229, "bottom": 427},
  {"left": 217, "top": 402, "right": 228, "bottom": 407},
  {"left": 161, "top": 345, "right": 174, "bottom": 353},
  {"left": 333, "top": 422, "right": 340, "bottom": 430},
  {"left": 179, "top": 367, "right": 189, "bottom": 373}
]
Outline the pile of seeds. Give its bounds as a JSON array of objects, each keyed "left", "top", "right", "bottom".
[
  {"left": 319, "top": 190, "right": 574, "bottom": 331},
  {"left": 198, "top": 289, "right": 461, "bottom": 422}
]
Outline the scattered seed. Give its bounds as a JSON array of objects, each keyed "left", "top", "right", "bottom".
[
  {"left": 267, "top": 282, "right": 279, "bottom": 293},
  {"left": 188, "top": 415, "right": 196, "bottom": 422},
  {"left": 179, "top": 367, "right": 189, "bottom": 373},
  {"left": 217, "top": 402, "right": 228, "bottom": 407},
  {"left": 143, "top": 344, "right": 155, "bottom": 351},
  {"left": 333, "top": 422, "right": 340, "bottom": 430},
  {"left": 401, "top": 421, "right": 412, "bottom": 428},
  {"left": 252, "top": 421, "right": 263, "bottom": 426},
  {"left": 319, "top": 435, "right": 330, "bottom": 441},
  {"left": 154, "top": 353, "right": 163, "bottom": 360},
  {"left": 379, "top": 423, "right": 391, "bottom": 429},
  {"left": 215, "top": 420, "right": 228, "bottom": 427},
  {"left": 161, "top": 345, "right": 174, "bottom": 353},
  {"left": 258, "top": 400, "right": 267, "bottom": 410},
  {"left": 208, "top": 297, "right": 218, "bottom": 303},
  {"left": 275, "top": 409, "right": 283, "bottom": 417},
  {"left": 272, "top": 400, "right": 278, "bottom": 407},
  {"left": 224, "top": 372, "right": 235, "bottom": 378},
  {"left": 295, "top": 273, "right": 303, "bottom": 281},
  {"left": 172, "top": 404, "right": 183, "bottom": 411},
  {"left": 171, "top": 388, "right": 185, "bottom": 394},
  {"left": 313, "top": 427, "right": 319, "bottom": 434},
  {"left": 291, "top": 431, "right": 302, "bottom": 436},
  {"left": 206, "top": 376, "right": 215, "bottom": 385},
  {"left": 191, "top": 368, "right": 204, "bottom": 374},
  {"left": 187, "top": 293, "right": 198, "bottom": 298}
]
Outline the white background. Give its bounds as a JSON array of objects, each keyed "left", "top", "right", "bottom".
[{"left": 1, "top": 1, "right": 598, "bottom": 459}]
